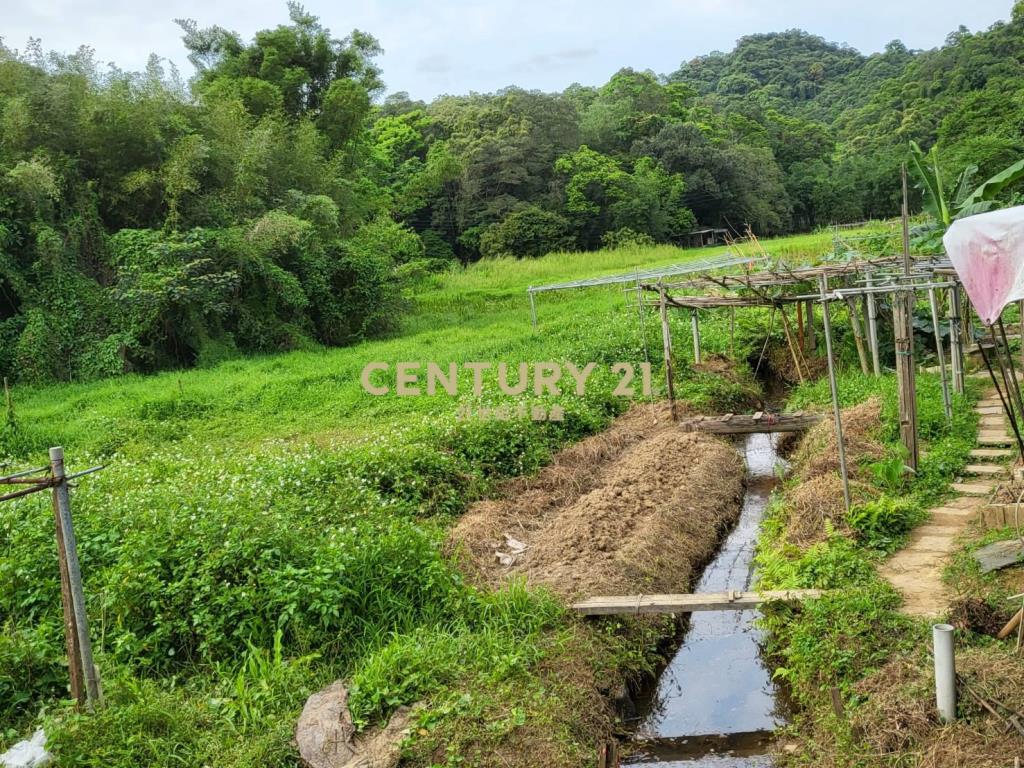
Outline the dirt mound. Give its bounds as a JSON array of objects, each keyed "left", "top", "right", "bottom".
[
  {"left": 763, "top": 339, "right": 827, "bottom": 385},
  {"left": 790, "top": 397, "right": 884, "bottom": 480},
  {"left": 948, "top": 597, "right": 1016, "bottom": 636},
  {"left": 784, "top": 475, "right": 874, "bottom": 546},
  {"left": 450, "top": 404, "right": 745, "bottom": 600},
  {"left": 778, "top": 398, "right": 884, "bottom": 548},
  {"left": 853, "top": 647, "right": 1024, "bottom": 767}
]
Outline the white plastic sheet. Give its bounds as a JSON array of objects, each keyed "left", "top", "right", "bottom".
[
  {"left": 0, "top": 730, "right": 51, "bottom": 768},
  {"left": 943, "top": 205, "right": 1024, "bottom": 325}
]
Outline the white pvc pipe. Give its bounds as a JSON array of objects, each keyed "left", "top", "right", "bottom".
[{"left": 933, "top": 623, "right": 956, "bottom": 723}]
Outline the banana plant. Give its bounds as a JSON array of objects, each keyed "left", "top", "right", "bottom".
[{"left": 908, "top": 140, "right": 1024, "bottom": 249}]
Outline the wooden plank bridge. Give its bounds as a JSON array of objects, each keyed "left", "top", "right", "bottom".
[
  {"left": 571, "top": 589, "right": 825, "bottom": 616},
  {"left": 677, "top": 411, "right": 822, "bottom": 435}
]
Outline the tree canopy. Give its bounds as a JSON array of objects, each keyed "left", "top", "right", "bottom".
[{"left": 2, "top": 3, "right": 1024, "bottom": 383}]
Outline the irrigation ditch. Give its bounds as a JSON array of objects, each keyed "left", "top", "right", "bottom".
[{"left": 621, "top": 431, "right": 790, "bottom": 767}]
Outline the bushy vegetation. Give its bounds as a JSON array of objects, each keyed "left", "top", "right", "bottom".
[
  {"left": 756, "top": 366, "right": 979, "bottom": 758},
  {"left": 0, "top": 225, "right": 863, "bottom": 761}
]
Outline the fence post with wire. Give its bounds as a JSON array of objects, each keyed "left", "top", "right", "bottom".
[{"left": 1, "top": 448, "right": 105, "bottom": 709}]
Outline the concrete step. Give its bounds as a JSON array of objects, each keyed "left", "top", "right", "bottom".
[
  {"left": 930, "top": 507, "right": 977, "bottom": 525},
  {"left": 978, "top": 432, "right": 1013, "bottom": 446},
  {"left": 947, "top": 496, "right": 984, "bottom": 510},
  {"left": 906, "top": 534, "right": 959, "bottom": 554},
  {"left": 970, "top": 448, "right": 1015, "bottom": 460},
  {"left": 951, "top": 482, "right": 996, "bottom": 496},
  {"left": 977, "top": 406, "right": 1005, "bottom": 415},
  {"left": 964, "top": 463, "right": 1009, "bottom": 477},
  {"left": 981, "top": 416, "right": 1008, "bottom": 427}
]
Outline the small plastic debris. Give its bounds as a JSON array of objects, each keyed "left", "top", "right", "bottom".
[
  {"left": 503, "top": 534, "right": 527, "bottom": 554},
  {"left": 0, "top": 730, "right": 52, "bottom": 768}
]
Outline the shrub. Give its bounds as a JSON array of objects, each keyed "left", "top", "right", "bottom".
[
  {"left": 479, "top": 206, "right": 576, "bottom": 259},
  {"left": 600, "top": 227, "right": 655, "bottom": 250},
  {"left": 848, "top": 495, "right": 924, "bottom": 551}
]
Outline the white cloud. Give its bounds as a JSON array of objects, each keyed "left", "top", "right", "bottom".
[{"left": 0, "top": 0, "right": 1013, "bottom": 99}]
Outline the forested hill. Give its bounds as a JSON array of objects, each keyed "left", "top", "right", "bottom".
[{"left": 1, "top": 3, "right": 1023, "bottom": 385}]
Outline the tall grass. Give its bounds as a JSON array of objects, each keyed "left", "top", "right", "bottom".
[{"left": 0, "top": 228, "right": 879, "bottom": 763}]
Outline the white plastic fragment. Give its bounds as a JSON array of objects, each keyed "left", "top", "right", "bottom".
[{"left": 0, "top": 730, "right": 52, "bottom": 768}]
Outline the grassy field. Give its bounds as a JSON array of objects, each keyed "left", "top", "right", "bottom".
[{"left": 1, "top": 226, "right": 891, "bottom": 765}]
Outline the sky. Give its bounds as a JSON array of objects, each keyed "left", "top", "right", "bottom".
[{"left": 0, "top": 0, "right": 1015, "bottom": 100}]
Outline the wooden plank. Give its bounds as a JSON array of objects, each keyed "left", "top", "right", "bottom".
[
  {"left": 571, "top": 589, "right": 825, "bottom": 616},
  {"left": 677, "top": 412, "right": 822, "bottom": 435}
]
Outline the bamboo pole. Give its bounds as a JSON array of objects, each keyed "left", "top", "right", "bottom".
[
  {"left": 50, "top": 447, "right": 101, "bottom": 707},
  {"left": 897, "top": 165, "right": 920, "bottom": 470},
  {"left": 845, "top": 297, "right": 870, "bottom": 375},
  {"left": 929, "top": 287, "right": 953, "bottom": 423},
  {"left": 805, "top": 299, "right": 817, "bottom": 352},
  {"left": 659, "top": 284, "right": 677, "bottom": 421},
  {"left": 819, "top": 275, "right": 851, "bottom": 513},
  {"left": 865, "top": 274, "right": 881, "bottom": 376},
  {"left": 950, "top": 286, "right": 965, "bottom": 395},
  {"left": 691, "top": 309, "right": 702, "bottom": 365},
  {"left": 779, "top": 308, "right": 807, "bottom": 383}
]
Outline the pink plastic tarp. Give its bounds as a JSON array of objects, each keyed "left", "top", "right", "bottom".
[{"left": 943, "top": 205, "right": 1024, "bottom": 326}]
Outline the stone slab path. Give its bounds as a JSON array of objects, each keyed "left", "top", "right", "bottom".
[{"left": 879, "top": 390, "right": 1012, "bottom": 616}]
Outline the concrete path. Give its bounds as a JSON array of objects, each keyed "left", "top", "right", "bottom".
[{"left": 879, "top": 390, "right": 1012, "bottom": 617}]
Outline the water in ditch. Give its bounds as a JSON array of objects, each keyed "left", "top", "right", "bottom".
[{"left": 623, "top": 432, "right": 788, "bottom": 767}]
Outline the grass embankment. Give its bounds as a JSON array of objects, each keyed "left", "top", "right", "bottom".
[
  {"left": 756, "top": 368, "right": 1024, "bottom": 766},
  {"left": 0, "top": 228, "right": 854, "bottom": 765}
]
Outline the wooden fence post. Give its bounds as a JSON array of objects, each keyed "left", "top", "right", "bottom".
[
  {"left": 896, "top": 165, "right": 920, "bottom": 470},
  {"left": 950, "top": 285, "right": 965, "bottom": 395},
  {"left": 865, "top": 274, "right": 881, "bottom": 376},
  {"left": 52, "top": 484, "right": 85, "bottom": 708},
  {"left": 805, "top": 299, "right": 817, "bottom": 352},
  {"left": 690, "top": 309, "right": 702, "bottom": 365},
  {"left": 50, "top": 447, "right": 101, "bottom": 707},
  {"left": 819, "top": 275, "right": 851, "bottom": 513},
  {"left": 659, "top": 284, "right": 677, "bottom": 421},
  {"left": 929, "top": 287, "right": 953, "bottom": 423}
]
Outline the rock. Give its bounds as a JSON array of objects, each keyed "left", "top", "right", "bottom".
[
  {"left": 1, "top": 730, "right": 52, "bottom": 768},
  {"left": 295, "top": 681, "right": 412, "bottom": 768},
  {"left": 295, "top": 681, "right": 357, "bottom": 768},
  {"left": 973, "top": 539, "right": 1024, "bottom": 573}
]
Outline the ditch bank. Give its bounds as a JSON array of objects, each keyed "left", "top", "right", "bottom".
[
  {"left": 445, "top": 401, "right": 752, "bottom": 766},
  {"left": 450, "top": 402, "right": 746, "bottom": 602}
]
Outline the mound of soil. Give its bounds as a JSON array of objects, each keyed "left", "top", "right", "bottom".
[
  {"left": 790, "top": 397, "right": 884, "bottom": 480},
  {"left": 450, "top": 402, "right": 745, "bottom": 600},
  {"left": 781, "top": 398, "right": 884, "bottom": 548},
  {"left": 763, "top": 339, "right": 827, "bottom": 385},
  {"left": 852, "top": 647, "right": 1024, "bottom": 767}
]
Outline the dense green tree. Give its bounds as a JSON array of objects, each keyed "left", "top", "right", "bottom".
[
  {"left": 479, "top": 206, "right": 576, "bottom": 258},
  {"left": 4, "top": 3, "right": 1024, "bottom": 383}
]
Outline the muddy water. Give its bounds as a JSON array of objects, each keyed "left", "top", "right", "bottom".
[{"left": 624, "top": 432, "right": 787, "bottom": 767}]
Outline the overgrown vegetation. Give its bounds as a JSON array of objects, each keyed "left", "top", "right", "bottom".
[
  {"left": 1, "top": 228, "right": 849, "bottom": 763},
  {"left": 755, "top": 367, "right": 992, "bottom": 765}
]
